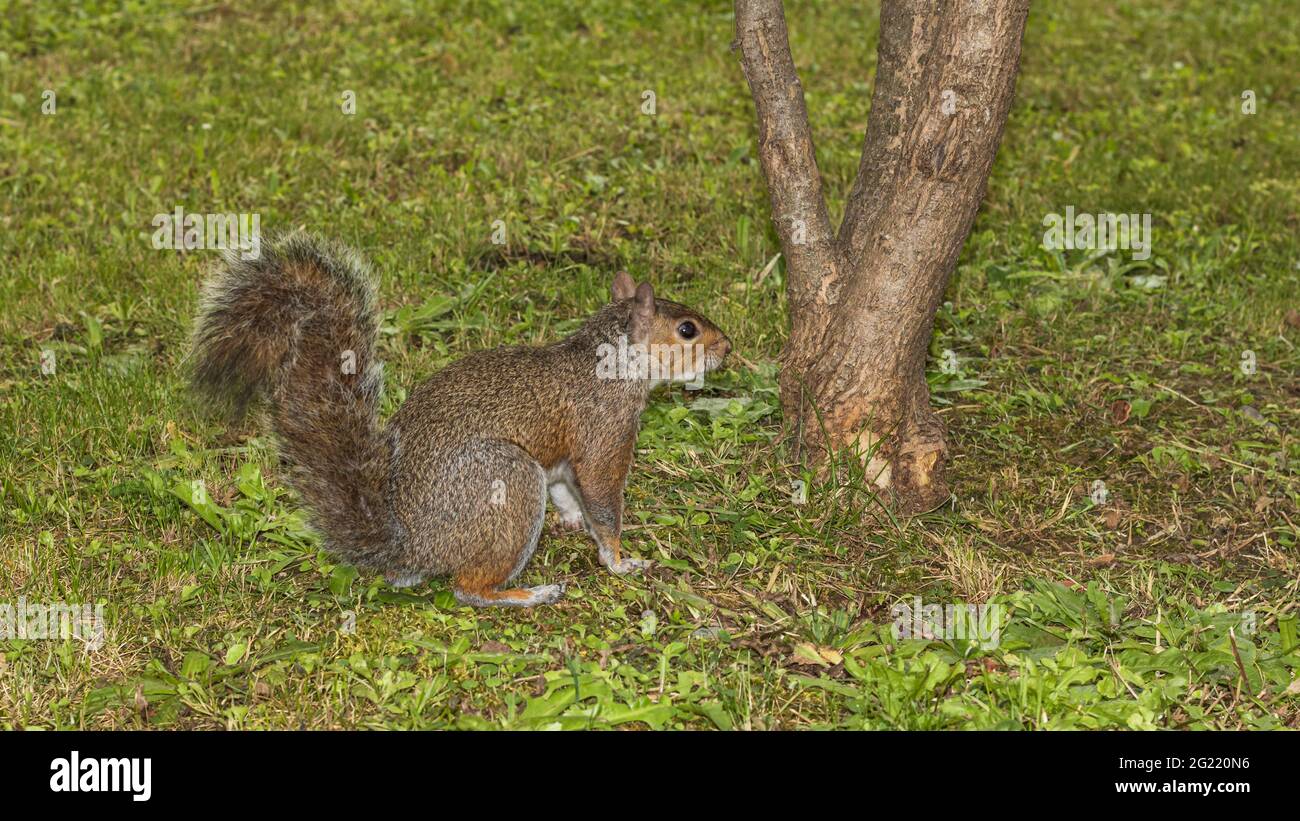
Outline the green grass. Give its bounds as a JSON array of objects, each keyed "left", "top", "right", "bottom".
[{"left": 1, "top": 0, "right": 1297, "bottom": 729}]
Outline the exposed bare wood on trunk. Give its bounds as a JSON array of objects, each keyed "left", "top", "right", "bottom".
[{"left": 735, "top": 0, "right": 1030, "bottom": 512}]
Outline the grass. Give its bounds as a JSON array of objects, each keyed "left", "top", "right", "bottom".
[{"left": 1, "top": 0, "right": 1297, "bottom": 729}]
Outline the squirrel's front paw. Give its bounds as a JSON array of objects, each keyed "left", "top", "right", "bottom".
[
  {"left": 548, "top": 514, "right": 585, "bottom": 537},
  {"left": 608, "top": 556, "right": 653, "bottom": 576}
]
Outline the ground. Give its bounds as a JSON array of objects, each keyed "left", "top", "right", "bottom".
[{"left": 0, "top": 0, "right": 1297, "bottom": 729}]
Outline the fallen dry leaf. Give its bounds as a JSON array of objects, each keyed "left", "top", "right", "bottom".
[
  {"left": 791, "top": 643, "right": 843, "bottom": 668},
  {"left": 1109, "top": 399, "right": 1131, "bottom": 425}
]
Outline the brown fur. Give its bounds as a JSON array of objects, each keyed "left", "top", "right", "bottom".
[{"left": 190, "top": 233, "right": 730, "bottom": 606}]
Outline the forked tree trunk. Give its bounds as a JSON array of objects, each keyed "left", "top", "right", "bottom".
[{"left": 735, "top": 0, "right": 1030, "bottom": 512}]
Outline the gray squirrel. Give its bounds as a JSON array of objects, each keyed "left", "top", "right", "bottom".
[{"left": 190, "top": 233, "right": 731, "bottom": 606}]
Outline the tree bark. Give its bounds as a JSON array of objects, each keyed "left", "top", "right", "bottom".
[{"left": 735, "top": 0, "right": 1030, "bottom": 512}]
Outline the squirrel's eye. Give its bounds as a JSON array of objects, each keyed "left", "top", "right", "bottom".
[{"left": 677, "top": 321, "right": 698, "bottom": 340}]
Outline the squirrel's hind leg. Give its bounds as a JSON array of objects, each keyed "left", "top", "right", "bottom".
[
  {"left": 449, "top": 441, "right": 564, "bottom": 608},
  {"left": 454, "top": 582, "right": 566, "bottom": 608}
]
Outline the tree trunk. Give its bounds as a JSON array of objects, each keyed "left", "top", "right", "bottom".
[{"left": 735, "top": 0, "right": 1030, "bottom": 512}]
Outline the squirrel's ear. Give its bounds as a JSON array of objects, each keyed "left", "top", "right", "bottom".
[
  {"left": 630, "top": 282, "right": 655, "bottom": 341},
  {"left": 611, "top": 271, "right": 636, "bottom": 301}
]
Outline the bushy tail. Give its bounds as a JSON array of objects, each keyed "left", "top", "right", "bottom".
[{"left": 190, "top": 233, "right": 403, "bottom": 570}]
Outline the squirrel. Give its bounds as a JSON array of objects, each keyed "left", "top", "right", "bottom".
[{"left": 189, "top": 233, "right": 731, "bottom": 607}]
